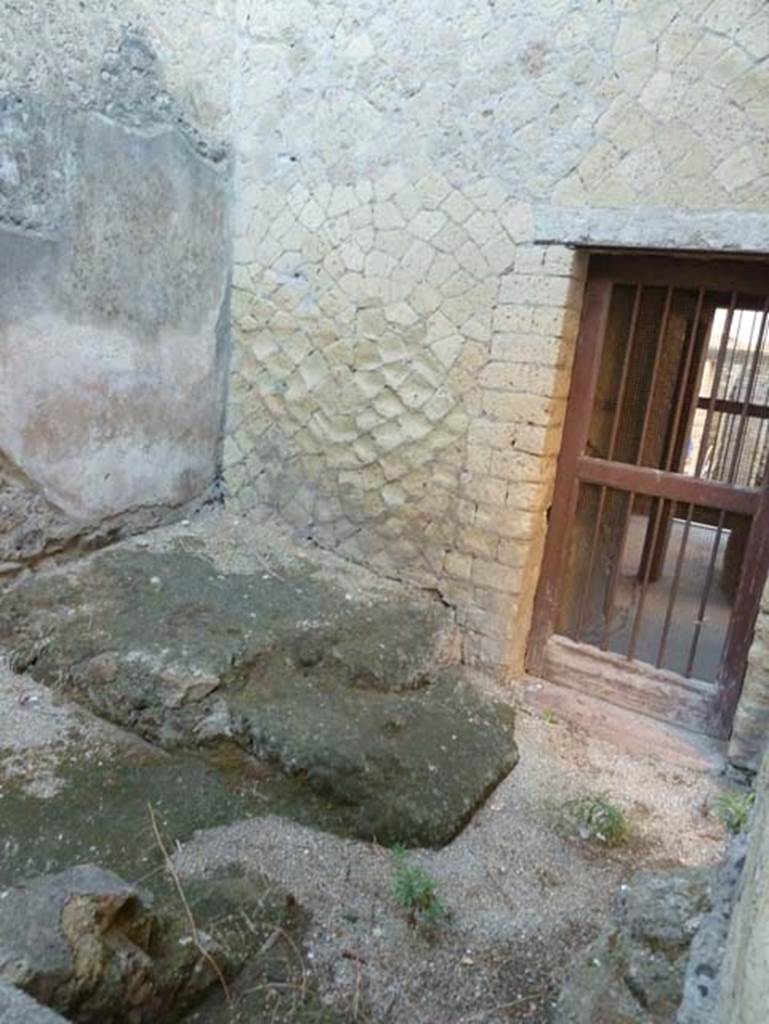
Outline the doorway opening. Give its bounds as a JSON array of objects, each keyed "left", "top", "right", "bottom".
[{"left": 528, "top": 254, "right": 769, "bottom": 739}]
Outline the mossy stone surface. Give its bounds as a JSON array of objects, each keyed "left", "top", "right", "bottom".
[{"left": 0, "top": 549, "right": 517, "bottom": 847}]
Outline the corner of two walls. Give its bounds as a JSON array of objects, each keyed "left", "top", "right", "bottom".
[
  {"left": 222, "top": 0, "right": 769, "bottom": 721},
  {"left": 7, "top": 0, "right": 769, "bottom": 756},
  {"left": 1, "top": 8, "right": 234, "bottom": 573},
  {"left": 225, "top": 167, "right": 587, "bottom": 674}
]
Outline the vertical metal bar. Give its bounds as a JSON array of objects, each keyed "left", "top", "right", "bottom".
[
  {"left": 756, "top": 420, "right": 769, "bottom": 484},
  {"left": 626, "top": 287, "right": 674, "bottom": 660},
  {"left": 633, "top": 287, "right": 674, "bottom": 469},
  {"left": 714, "top": 455, "right": 769, "bottom": 736},
  {"left": 574, "top": 492, "right": 606, "bottom": 643},
  {"left": 653, "top": 289, "right": 705, "bottom": 668},
  {"left": 686, "top": 303, "right": 769, "bottom": 678},
  {"left": 661, "top": 289, "right": 707, "bottom": 478},
  {"left": 600, "top": 488, "right": 635, "bottom": 650},
  {"left": 628, "top": 494, "right": 666, "bottom": 660},
  {"left": 605, "top": 286, "right": 645, "bottom": 462},
  {"left": 602, "top": 288, "right": 677, "bottom": 652},
  {"left": 746, "top": 369, "right": 769, "bottom": 487},
  {"left": 710, "top": 308, "right": 747, "bottom": 481},
  {"left": 575, "top": 285, "right": 642, "bottom": 640},
  {"left": 748, "top": 305, "right": 769, "bottom": 488},
  {"left": 656, "top": 295, "right": 735, "bottom": 671},
  {"left": 677, "top": 304, "right": 719, "bottom": 480},
  {"left": 747, "top": 412, "right": 769, "bottom": 487},
  {"left": 728, "top": 302, "right": 769, "bottom": 483},
  {"left": 694, "top": 296, "right": 739, "bottom": 480},
  {"left": 685, "top": 510, "right": 727, "bottom": 678},
  {"left": 709, "top": 308, "right": 744, "bottom": 481},
  {"left": 657, "top": 510, "right": 695, "bottom": 670}
]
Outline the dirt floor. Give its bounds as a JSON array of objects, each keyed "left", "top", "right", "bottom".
[
  {"left": 174, "top": 709, "right": 727, "bottom": 1023},
  {"left": 0, "top": 509, "right": 730, "bottom": 1023}
]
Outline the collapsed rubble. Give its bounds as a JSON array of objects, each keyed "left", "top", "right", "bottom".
[{"left": 0, "top": 864, "right": 297, "bottom": 1023}]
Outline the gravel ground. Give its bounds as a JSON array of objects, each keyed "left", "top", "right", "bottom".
[
  {"left": 0, "top": 508, "right": 729, "bottom": 1022},
  {"left": 0, "top": 662, "right": 150, "bottom": 799},
  {"left": 174, "top": 700, "right": 727, "bottom": 1023}
]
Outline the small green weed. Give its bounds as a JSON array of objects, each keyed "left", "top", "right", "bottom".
[
  {"left": 564, "top": 793, "right": 629, "bottom": 847},
  {"left": 542, "top": 708, "right": 558, "bottom": 725},
  {"left": 391, "top": 845, "right": 445, "bottom": 927},
  {"left": 712, "top": 789, "right": 755, "bottom": 835}
]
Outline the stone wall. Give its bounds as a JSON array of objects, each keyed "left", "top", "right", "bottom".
[
  {"left": 224, "top": 0, "right": 769, "bottom": 679},
  {"left": 718, "top": 750, "right": 769, "bottom": 1023},
  {"left": 0, "top": 2, "right": 234, "bottom": 569},
  {"left": 6, "top": 1, "right": 769, "bottom": 763},
  {"left": 730, "top": 576, "right": 769, "bottom": 770}
]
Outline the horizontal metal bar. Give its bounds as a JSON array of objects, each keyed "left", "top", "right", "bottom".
[
  {"left": 577, "top": 456, "right": 760, "bottom": 515},
  {"left": 695, "top": 396, "right": 769, "bottom": 421}
]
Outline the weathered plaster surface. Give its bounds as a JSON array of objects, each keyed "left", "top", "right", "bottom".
[
  {"left": 5, "top": 0, "right": 769, "bottom": 763},
  {"left": 1, "top": 8, "right": 233, "bottom": 566},
  {"left": 730, "top": 577, "right": 769, "bottom": 770},
  {"left": 718, "top": 750, "right": 769, "bottom": 1023},
  {"left": 224, "top": 0, "right": 769, "bottom": 682}
]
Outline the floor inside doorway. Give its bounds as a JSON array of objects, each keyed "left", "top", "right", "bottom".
[
  {"left": 584, "top": 513, "right": 732, "bottom": 683},
  {"left": 606, "top": 512, "right": 729, "bottom": 679}
]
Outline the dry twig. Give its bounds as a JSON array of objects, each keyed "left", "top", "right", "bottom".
[
  {"left": 146, "top": 801, "right": 234, "bottom": 1009},
  {"left": 459, "top": 987, "right": 549, "bottom": 1022}
]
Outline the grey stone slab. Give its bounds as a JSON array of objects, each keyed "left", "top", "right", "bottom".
[
  {"left": 535, "top": 205, "right": 769, "bottom": 254},
  {"left": 0, "top": 982, "right": 68, "bottom": 1024},
  {"left": 0, "top": 545, "right": 517, "bottom": 847}
]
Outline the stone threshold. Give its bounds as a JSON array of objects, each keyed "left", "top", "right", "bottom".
[{"left": 514, "top": 674, "right": 726, "bottom": 774}]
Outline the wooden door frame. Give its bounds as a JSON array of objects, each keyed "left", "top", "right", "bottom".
[
  {"left": 527, "top": 273, "right": 612, "bottom": 675},
  {"left": 527, "top": 252, "right": 769, "bottom": 740}
]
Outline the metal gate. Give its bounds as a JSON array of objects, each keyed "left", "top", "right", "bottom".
[{"left": 527, "top": 254, "right": 769, "bottom": 739}]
